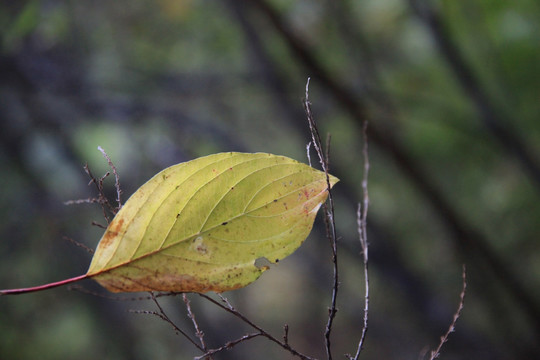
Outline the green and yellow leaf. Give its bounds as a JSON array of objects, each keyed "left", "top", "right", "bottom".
[{"left": 0, "top": 152, "right": 338, "bottom": 295}]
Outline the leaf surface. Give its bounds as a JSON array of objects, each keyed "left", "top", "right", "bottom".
[{"left": 87, "top": 152, "right": 338, "bottom": 293}]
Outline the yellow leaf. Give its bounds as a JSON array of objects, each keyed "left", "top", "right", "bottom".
[
  {"left": 87, "top": 152, "right": 338, "bottom": 293},
  {"left": 0, "top": 152, "right": 338, "bottom": 295}
]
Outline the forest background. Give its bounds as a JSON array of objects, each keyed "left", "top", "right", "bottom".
[{"left": 1, "top": 1, "right": 539, "bottom": 359}]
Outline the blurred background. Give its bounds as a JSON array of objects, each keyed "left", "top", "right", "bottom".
[{"left": 1, "top": 0, "right": 539, "bottom": 359}]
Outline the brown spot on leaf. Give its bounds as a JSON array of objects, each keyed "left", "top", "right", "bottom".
[
  {"left": 99, "top": 218, "right": 124, "bottom": 249},
  {"left": 98, "top": 271, "right": 247, "bottom": 293}
]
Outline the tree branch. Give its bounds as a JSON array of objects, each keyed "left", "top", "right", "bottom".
[
  {"left": 194, "top": 332, "right": 263, "bottom": 360},
  {"left": 183, "top": 294, "right": 209, "bottom": 356},
  {"left": 304, "top": 79, "right": 340, "bottom": 360},
  {"left": 129, "top": 292, "right": 205, "bottom": 352},
  {"left": 428, "top": 265, "right": 467, "bottom": 360},
  {"left": 198, "top": 293, "right": 316, "bottom": 360},
  {"left": 350, "top": 121, "right": 370, "bottom": 360},
  {"left": 98, "top": 146, "right": 123, "bottom": 210}
]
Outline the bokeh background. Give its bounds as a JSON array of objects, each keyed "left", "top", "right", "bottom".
[{"left": 1, "top": 1, "right": 539, "bottom": 359}]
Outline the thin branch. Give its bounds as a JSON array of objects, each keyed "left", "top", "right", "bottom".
[
  {"left": 62, "top": 236, "right": 94, "bottom": 254},
  {"left": 428, "top": 265, "right": 467, "bottom": 360},
  {"left": 71, "top": 147, "right": 123, "bottom": 224},
  {"left": 304, "top": 78, "right": 339, "bottom": 360},
  {"left": 67, "top": 148, "right": 123, "bottom": 227},
  {"left": 350, "top": 121, "right": 370, "bottom": 360},
  {"left": 194, "top": 332, "right": 264, "bottom": 360},
  {"left": 199, "top": 293, "right": 316, "bottom": 360},
  {"left": 64, "top": 165, "right": 114, "bottom": 223},
  {"left": 98, "top": 146, "right": 123, "bottom": 210},
  {"left": 130, "top": 292, "right": 205, "bottom": 352},
  {"left": 283, "top": 324, "right": 290, "bottom": 345},
  {"left": 130, "top": 308, "right": 203, "bottom": 352},
  {"left": 304, "top": 79, "right": 327, "bottom": 173},
  {"left": 325, "top": 133, "right": 331, "bottom": 168},
  {"left": 90, "top": 221, "right": 108, "bottom": 229},
  {"left": 83, "top": 164, "right": 114, "bottom": 222},
  {"left": 63, "top": 197, "right": 103, "bottom": 205},
  {"left": 306, "top": 141, "right": 312, "bottom": 167},
  {"left": 183, "top": 294, "right": 209, "bottom": 354}
]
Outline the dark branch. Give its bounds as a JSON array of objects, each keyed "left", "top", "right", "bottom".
[
  {"left": 304, "top": 78, "right": 339, "bottom": 360},
  {"left": 130, "top": 292, "right": 205, "bottom": 352},
  {"left": 62, "top": 236, "right": 94, "bottom": 254},
  {"left": 183, "top": 294, "right": 209, "bottom": 355},
  {"left": 194, "top": 332, "right": 263, "bottom": 360},
  {"left": 98, "top": 146, "right": 123, "bottom": 210},
  {"left": 199, "top": 293, "right": 316, "bottom": 360},
  {"left": 82, "top": 164, "right": 114, "bottom": 222},
  {"left": 429, "top": 265, "right": 467, "bottom": 360},
  {"left": 350, "top": 121, "right": 370, "bottom": 360}
]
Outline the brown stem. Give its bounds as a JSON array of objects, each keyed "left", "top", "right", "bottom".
[{"left": 0, "top": 274, "right": 88, "bottom": 295}]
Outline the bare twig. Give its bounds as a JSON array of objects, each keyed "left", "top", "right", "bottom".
[
  {"left": 62, "top": 236, "right": 94, "bottom": 254},
  {"left": 199, "top": 293, "right": 316, "bottom": 360},
  {"left": 325, "top": 133, "right": 331, "bottom": 168},
  {"left": 98, "top": 146, "right": 123, "bottom": 210},
  {"left": 130, "top": 308, "right": 204, "bottom": 351},
  {"left": 63, "top": 197, "right": 103, "bottom": 205},
  {"left": 194, "top": 332, "right": 264, "bottom": 360},
  {"left": 183, "top": 294, "right": 209, "bottom": 354},
  {"left": 283, "top": 324, "right": 290, "bottom": 345},
  {"left": 83, "top": 164, "right": 114, "bottom": 222},
  {"left": 90, "top": 221, "right": 108, "bottom": 229},
  {"left": 428, "top": 265, "right": 467, "bottom": 360},
  {"left": 64, "top": 164, "right": 113, "bottom": 223},
  {"left": 304, "top": 79, "right": 327, "bottom": 173},
  {"left": 304, "top": 78, "right": 339, "bottom": 360},
  {"left": 306, "top": 141, "right": 312, "bottom": 167},
  {"left": 130, "top": 292, "right": 205, "bottom": 352},
  {"left": 66, "top": 147, "right": 123, "bottom": 225},
  {"left": 350, "top": 121, "right": 370, "bottom": 360}
]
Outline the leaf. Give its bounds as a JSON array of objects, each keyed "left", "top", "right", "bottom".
[
  {"left": 0, "top": 152, "right": 338, "bottom": 295},
  {"left": 88, "top": 152, "right": 338, "bottom": 293}
]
